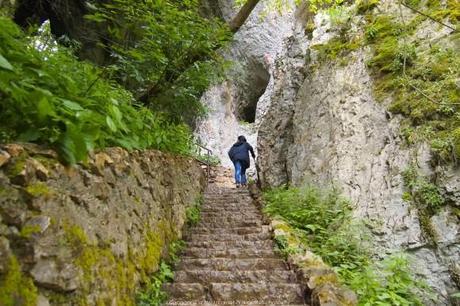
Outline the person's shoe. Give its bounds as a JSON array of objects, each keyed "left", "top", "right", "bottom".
[{"left": 236, "top": 184, "right": 240, "bottom": 188}]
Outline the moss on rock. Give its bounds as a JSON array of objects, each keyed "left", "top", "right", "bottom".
[{"left": 0, "top": 256, "right": 38, "bottom": 306}]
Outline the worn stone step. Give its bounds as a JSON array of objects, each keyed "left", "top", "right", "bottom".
[
  {"left": 189, "top": 225, "right": 269, "bottom": 235},
  {"left": 163, "top": 282, "right": 205, "bottom": 301},
  {"left": 203, "top": 197, "right": 252, "bottom": 203},
  {"left": 176, "top": 258, "right": 287, "bottom": 271},
  {"left": 165, "top": 301, "right": 307, "bottom": 306},
  {"left": 204, "top": 193, "right": 250, "bottom": 198},
  {"left": 187, "top": 232, "right": 272, "bottom": 242},
  {"left": 200, "top": 205, "right": 258, "bottom": 211},
  {"left": 186, "top": 239, "right": 275, "bottom": 249},
  {"left": 200, "top": 213, "right": 263, "bottom": 220},
  {"left": 183, "top": 246, "right": 276, "bottom": 258},
  {"left": 165, "top": 282, "right": 305, "bottom": 303},
  {"left": 209, "top": 282, "right": 305, "bottom": 303},
  {"left": 196, "top": 217, "right": 264, "bottom": 226},
  {"left": 173, "top": 269, "right": 297, "bottom": 284}
]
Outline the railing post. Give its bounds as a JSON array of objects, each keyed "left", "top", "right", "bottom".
[{"left": 194, "top": 142, "right": 213, "bottom": 185}]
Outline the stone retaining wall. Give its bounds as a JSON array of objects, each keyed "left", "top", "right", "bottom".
[{"left": 0, "top": 143, "right": 205, "bottom": 305}]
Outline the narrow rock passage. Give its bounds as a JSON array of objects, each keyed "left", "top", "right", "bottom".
[{"left": 165, "top": 173, "right": 307, "bottom": 305}]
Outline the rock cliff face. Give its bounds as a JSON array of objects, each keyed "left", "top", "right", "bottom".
[
  {"left": 196, "top": 0, "right": 298, "bottom": 168},
  {"left": 197, "top": 0, "right": 459, "bottom": 303},
  {"left": 0, "top": 144, "right": 205, "bottom": 305}
]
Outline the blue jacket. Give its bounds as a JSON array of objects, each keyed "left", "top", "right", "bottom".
[{"left": 228, "top": 141, "right": 255, "bottom": 168}]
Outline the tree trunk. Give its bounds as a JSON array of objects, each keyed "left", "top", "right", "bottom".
[{"left": 229, "top": 0, "right": 261, "bottom": 33}]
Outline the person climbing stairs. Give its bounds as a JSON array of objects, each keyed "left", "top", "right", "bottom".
[{"left": 164, "top": 181, "right": 308, "bottom": 305}]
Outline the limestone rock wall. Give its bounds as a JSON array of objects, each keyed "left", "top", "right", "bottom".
[
  {"left": 0, "top": 143, "right": 205, "bottom": 305},
  {"left": 256, "top": 2, "right": 459, "bottom": 304}
]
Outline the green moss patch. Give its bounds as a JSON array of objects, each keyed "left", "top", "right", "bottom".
[
  {"left": 0, "top": 256, "right": 38, "bottom": 306},
  {"left": 363, "top": 4, "right": 460, "bottom": 163},
  {"left": 60, "top": 219, "right": 179, "bottom": 305},
  {"left": 25, "top": 182, "right": 52, "bottom": 198}
]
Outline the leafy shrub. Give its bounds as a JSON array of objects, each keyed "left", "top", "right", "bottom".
[
  {"left": 85, "top": 0, "right": 232, "bottom": 123},
  {"left": 263, "top": 185, "right": 431, "bottom": 305},
  {"left": 341, "top": 254, "right": 427, "bottom": 306},
  {"left": 264, "top": 186, "right": 369, "bottom": 268},
  {"left": 0, "top": 17, "right": 193, "bottom": 163}
]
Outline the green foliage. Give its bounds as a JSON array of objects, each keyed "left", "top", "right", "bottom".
[
  {"left": 186, "top": 196, "right": 203, "bottom": 226},
  {"left": 196, "top": 153, "right": 221, "bottom": 166},
  {"left": 263, "top": 186, "right": 369, "bottom": 268},
  {"left": 311, "top": 5, "right": 362, "bottom": 64},
  {"left": 86, "top": 0, "right": 232, "bottom": 123},
  {"left": 0, "top": 17, "right": 194, "bottom": 164},
  {"left": 341, "top": 254, "right": 427, "bottom": 306},
  {"left": 263, "top": 185, "right": 432, "bottom": 305},
  {"left": 136, "top": 262, "right": 174, "bottom": 306},
  {"left": 312, "top": 36, "right": 362, "bottom": 64},
  {"left": 136, "top": 240, "right": 186, "bottom": 306},
  {"left": 356, "top": 0, "right": 379, "bottom": 15},
  {"left": 402, "top": 166, "right": 445, "bottom": 214},
  {"left": 402, "top": 165, "right": 444, "bottom": 243}
]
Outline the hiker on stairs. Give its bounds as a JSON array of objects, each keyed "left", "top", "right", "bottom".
[{"left": 228, "top": 135, "right": 255, "bottom": 188}]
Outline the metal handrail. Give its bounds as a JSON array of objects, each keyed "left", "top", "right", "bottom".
[{"left": 194, "top": 142, "right": 212, "bottom": 184}]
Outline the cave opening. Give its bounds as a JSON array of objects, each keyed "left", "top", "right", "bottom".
[{"left": 237, "top": 60, "right": 270, "bottom": 123}]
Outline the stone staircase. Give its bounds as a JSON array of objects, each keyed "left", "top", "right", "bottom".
[{"left": 164, "top": 183, "right": 307, "bottom": 305}]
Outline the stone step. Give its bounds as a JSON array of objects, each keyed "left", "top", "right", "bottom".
[
  {"left": 203, "top": 197, "right": 252, "bottom": 202},
  {"left": 195, "top": 217, "right": 264, "bottom": 227},
  {"left": 164, "top": 282, "right": 305, "bottom": 303},
  {"left": 200, "top": 209, "right": 260, "bottom": 216},
  {"left": 173, "top": 269, "right": 297, "bottom": 284},
  {"left": 187, "top": 232, "right": 272, "bottom": 242},
  {"left": 209, "top": 282, "right": 305, "bottom": 303},
  {"left": 204, "top": 193, "right": 250, "bottom": 198},
  {"left": 175, "top": 258, "right": 287, "bottom": 271},
  {"left": 189, "top": 225, "right": 270, "bottom": 235},
  {"left": 186, "top": 239, "right": 275, "bottom": 249},
  {"left": 201, "top": 203, "right": 260, "bottom": 212},
  {"left": 183, "top": 246, "right": 276, "bottom": 258},
  {"left": 163, "top": 282, "right": 205, "bottom": 301},
  {"left": 200, "top": 212, "right": 263, "bottom": 220},
  {"left": 165, "top": 303, "right": 307, "bottom": 306}
]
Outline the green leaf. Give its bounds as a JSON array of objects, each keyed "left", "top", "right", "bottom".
[
  {"left": 62, "top": 99, "right": 84, "bottom": 111},
  {"left": 18, "top": 129, "right": 41, "bottom": 142},
  {"left": 37, "top": 97, "right": 55, "bottom": 120},
  {"left": 0, "top": 53, "right": 13, "bottom": 71},
  {"left": 106, "top": 116, "right": 117, "bottom": 132}
]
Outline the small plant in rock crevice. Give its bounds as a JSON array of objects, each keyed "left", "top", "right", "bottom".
[
  {"left": 136, "top": 240, "right": 186, "bottom": 306},
  {"left": 401, "top": 165, "right": 445, "bottom": 243},
  {"left": 186, "top": 196, "right": 203, "bottom": 227}
]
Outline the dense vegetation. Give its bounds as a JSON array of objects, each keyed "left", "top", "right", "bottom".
[
  {"left": 263, "top": 185, "right": 431, "bottom": 305},
  {"left": 0, "top": 1, "right": 231, "bottom": 163}
]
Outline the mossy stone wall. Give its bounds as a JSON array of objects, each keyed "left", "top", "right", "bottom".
[{"left": 0, "top": 143, "right": 206, "bottom": 305}]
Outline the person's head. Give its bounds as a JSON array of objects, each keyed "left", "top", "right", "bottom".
[{"left": 237, "top": 135, "right": 247, "bottom": 142}]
